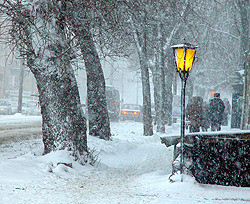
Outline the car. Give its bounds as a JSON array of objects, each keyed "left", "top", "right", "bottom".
[
  {"left": 120, "top": 104, "right": 142, "bottom": 122},
  {"left": 0, "top": 99, "right": 12, "bottom": 115}
]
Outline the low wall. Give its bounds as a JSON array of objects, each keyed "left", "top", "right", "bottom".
[{"left": 161, "top": 131, "right": 250, "bottom": 187}]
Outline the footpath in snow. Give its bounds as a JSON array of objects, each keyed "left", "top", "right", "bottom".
[{"left": 0, "top": 115, "right": 249, "bottom": 203}]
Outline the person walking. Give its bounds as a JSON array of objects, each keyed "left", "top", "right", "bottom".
[{"left": 209, "top": 93, "right": 225, "bottom": 131}]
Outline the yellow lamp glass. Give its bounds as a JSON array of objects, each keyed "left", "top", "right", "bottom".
[
  {"left": 175, "top": 48, "right": 196, "bottom": 72},
  {"left": 185, "top": 49, "right": 196, "bottom": 71},
  {"left": 175, "top": 48, "right": 184, "bottom": 72},
  {"left": 172, "top": 42, "right": 197, "bottom": 72}
]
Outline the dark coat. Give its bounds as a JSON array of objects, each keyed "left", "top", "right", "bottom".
[
  {"left": 209, "top": 97, "right": 225, "bottom": 124},
  {"left": 186, "top": 97, "right": 203, "bottom": 127}
]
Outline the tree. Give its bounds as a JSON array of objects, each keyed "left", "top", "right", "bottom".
[
  {"left": 147, "top": 0, "right": 191, "bottom": 131},
  {"left": 0, "top": 0, "right": 88, "bottom": 161},
  {"left": 148, "top": 8, "right": 166, "bottom": 133},
  {"left": 184, "top": 0, "right": 241, "bottom": 98},
  {"left": 113, "top": 0, "right": 192, "bottom": 134},
  {"left": 65, "top": 1, "right": 112, "bottom": 140},
  {"left": 123, "top": 1, "right": 153, "bottom": 136}
]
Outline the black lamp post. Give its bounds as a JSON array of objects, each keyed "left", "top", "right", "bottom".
[{"left": 171, "top": 42, "right": 197, "bottom": 181}]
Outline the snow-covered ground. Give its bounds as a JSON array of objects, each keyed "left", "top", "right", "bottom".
[{"left": 0, "top": 115, "right": 249, "bottom": 203}]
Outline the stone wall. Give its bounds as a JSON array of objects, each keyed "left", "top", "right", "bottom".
[{"left": 189, "top": 135, "right": 249, "bottom": 187}]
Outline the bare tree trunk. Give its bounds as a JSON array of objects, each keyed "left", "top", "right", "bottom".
[
  {"left": 159, "top": 23, "right": 167, "bottom": 131},
  {"left": 17, "top": 62, "right": 24, "bottom": 113},
  {"left": 56, "top": 1, "right": 111, "bottom": 140},
  {"left": 4, "top": 1, "right": 88, "bottom": 160},
  {"left": 140, "top": 54, "right": 153, "bottom": 136},
  {"left": 37, "top": 71, "right": 87, "bottom": 156},
  {"left": 152, "top": 69, "right": 161, "bottom": 129},
  {"left": 140, "top": 28, "right": 153, "bottom": 136},
  {"left": 130, "top": 9, "right": 153, "bottom": 136},
  {"left": 150, "top": 22, "right": 161, "bottom": 131},
  {"left": 80, "top": 28, "right": 111, "bottom": 140}
]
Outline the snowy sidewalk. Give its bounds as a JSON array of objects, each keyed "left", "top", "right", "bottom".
[{"left": 0, "top": 119, "right": 249, "bottom": 203}]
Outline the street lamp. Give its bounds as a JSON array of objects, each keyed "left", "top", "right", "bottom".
[{"left": 171, "top": 42, "right": 197, "bottom": 181}]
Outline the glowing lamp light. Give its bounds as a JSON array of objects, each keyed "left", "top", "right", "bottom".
[
  {"left": 133, "top": 111, "right": 140, "bottom": 115},
  {"left": 210, "top": 91, "right": 215, "bottom": 95},
  {"left": 171, "top": 43, "right": 197, "bottom": 73}
]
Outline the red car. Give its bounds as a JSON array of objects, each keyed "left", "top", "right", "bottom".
[{"left": 120, "top": 104, "right": 142, "bottom": 122}]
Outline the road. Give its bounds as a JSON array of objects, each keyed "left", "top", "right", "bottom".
[{"left": 0, "top": 114, "right": 42, "bottom": 144}]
